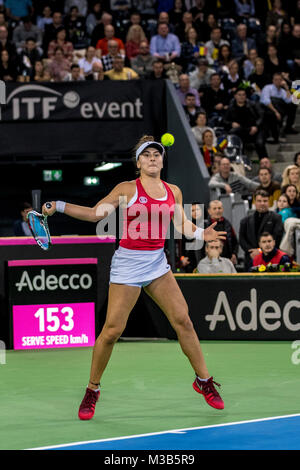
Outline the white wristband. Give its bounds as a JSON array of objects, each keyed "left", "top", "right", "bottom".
[
  {"left": 194, "top": 227, "right": 204, "bottom": 240},
  {"left": 56, "top": 200, "right": 66, "bottom": 213}
]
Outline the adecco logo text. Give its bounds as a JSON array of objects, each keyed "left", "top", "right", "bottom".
[
  {"left": 15, "top": 269, "right": 93, "bottom": 292},
  {"left": 205, "top": 288, "right": 300, "bottom": 332}
]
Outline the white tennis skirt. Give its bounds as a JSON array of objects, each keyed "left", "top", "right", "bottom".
[{"left": 110, "top": 246, "right": 171, "bottom": 287}]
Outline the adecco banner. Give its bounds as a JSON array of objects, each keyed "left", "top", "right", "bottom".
[
  {"left": 0, "top": 80, "right": 166, "bottom": 156},
  {"left": 143, "top": 275, "right": 300, "bottom": 340},
  {"left": 7, "top": 258, "right": 98, "bottom": 350}
]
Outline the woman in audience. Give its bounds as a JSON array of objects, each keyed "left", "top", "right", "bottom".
[
  {"left": 222, "top": 59, "right": 242, "bottom": 96},
  {"left": 215, "top": 44, "right": 232, "bottom": 76},
  {"left": 31, "top": 60, "right": 50, "bottom": 81},
  {"left": 78, "top": 45, "right": 102, "bottom": 79},
  {"left": 191, "top": 111, "right": 217, "bottom": 148},
  {"left": 169, "top": 0, "right": 186, "bottom": 29},
  {"left": 48, "top": 46, "right": 71, "bottom": 81},
  {"left": 264, "top": 44, "right": 286, "bottom": 76},
  {"left": 281, "top": 184, "right": 300, "bottom": 217},
  {"left": 282, "top": 165, "right": 300, "bottom": 194},
  {"left": 48, "top": 28, "right": 74, "bottom": 63},
  {"left": 248, "top": 58, "right": 271, "bottom": 101},
  {"left": 180, "top": 26, "right": 203, "bottom": 72},
  {"left": 200, "top": 129, "right": 218, "bottom": 172},
  {"left": 125, "top": 25, "right": 147, "bottom": 60},
  {"left": 278, "top": 192, "right": 300, "bottom": 257},
  {"left": 243, "top": 48, "right": 258, "bottom": 79},
  {"left": 276, "top": 193, "right": 296, "bottom": 222},
  {"left": 0, "top": 49, "right": 18, "bottom": 81}
]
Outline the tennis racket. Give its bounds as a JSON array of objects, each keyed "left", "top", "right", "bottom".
[{"left": 27, "top": 202, "right": 52, "bottom": 251}]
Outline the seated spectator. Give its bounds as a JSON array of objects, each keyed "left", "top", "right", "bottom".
[
  {"left": 175, "top": 11, "right": 196, "bottom": 42},
  {"left": 215, "top": 44, "right": 233, "bottom": 76},
  {"left": 201, "top": 73, "right": 229, "bottom": 123},
  {"left": 0, "top": 49, "right": 18, "bottom": 81},
  {"left": 104, "top": 55, "right": 139, "bottom": 80},
  {"left": 231, "top": 23, "right": 256, "bottom": 61},
  {"left": 285, "top": 24, "right": 300, "bottom": 80},
  {"left": 266, "top": 0, "right": 288, "bottom": 28},
  {"left": 169, "top": 0, "right": 186, "bottom": 30},
  {"left": 146, "top": 58, "right": 167, "bottom": 79},
  {"left": 222, "top": 59, "right": 242, "bottom": 96},
  {"left": 123, "top": 11, "right": 144, "bottom": 40},
  {"left": 131, "top": 40, "right": 155, "bottom": 79},
  {"left": 96, "top": 25, "right": 125, "bottom": 58},
  {"left": 264, "top": 44, "right": 287, "bottom": 76},
  {"left": 5, "top": 0, "right": 33, "bottom": 23},
  {"left": 86, "top": 2, "right": 102, "bottom": 37},
  {"left": 260, "top": 72, "right": 298, "bottom": 143},
  {"left": 36, "top": 5, "right": 53, "bottom": 31},
  {"left": 101, "top": 39, "right": 120, "bottom": 72},
  {"left": 31, "top": 59, "right": 51, "bottom": 81},
  {"left": 252, "top": 157, "right": 282, "bottom": 184},
  {"left": 248, "top": 58, "right": 271, "bottom": 100},
  {"left": 277, "top": 20, "right": 292, "bottom": 59},
  {"left": 276, "top": 193, "right": 296, "bottom": 223},
  {"left": 64, "top": 5, "right": 87, "bottom": 48},
  {"left": 43, "top": 11, "right": 64, "bottom": 51},
  {"left": 131, "top": 0, "right": 156, "bottom": 18},
  {"left": 180, "top": 26, "right": 204, "bottom": 72},
  {"left": 291, "top": 2, "right": 300, "bottom": 25},
  {"left": 154, "top": 12, "right": 176, "bottom": 36},
  {"left": 205, "top": 27, "right": 230, "bottom": 65},
  {"left": 48, "top": 46, "right": 71, "bottom": 81},
  {"left": 209, "top": 156, "right": 259, "bottom": 196},
  {"left": 176, "top": 73, "right": 200, "bottom": 106},
  {"left": 149, "top": 22, "right": 181, "bottom": 63},
  {"left": 48, "top": 28, "right": 74, "bottom": 63},
  {"left": 12, "top": 16, "right": 43, "bottom": 52},
  {"left": 204, "top": 199, "right": 239, "bottom": 265},
  {"left": 197, "top": 13, "right": 218, "bottom": 43},
  {"left": 243, "top": 48, "right": 258, "bottom": 79},
  {"left": 63, "top": 62, "right": 85, "bottom": 81},
  {"left": 197, "top": 240, "right": 237, "bottom": 274},
  {"left": 18, "top": 37, "right": 42, "bottom": 79},
  {"left": 125, "top": 25, "right": 147, "bottom": 60},
  {"left": 257, "top": 24, "right": 277, "bottom": 57},
  {"left": 234, "top": 0, "right": 255, "bottom": 20},
  {"left": 254, "top": 167, "right": 281, "bottom": 209},
  {"left": 251, "top": 232, "right": 290, "bottom": 270},
  {"left": 239, "top": 189, "right": 284, "bottom": 269},
  {"left": 13, "top": 202, "right": 33, "bottom": 236},
  {"left": 281, "top": 165, "right": 300, "bottom": 194},
  {"left": 281, "top": 184, "right": 300, "bottom": 217},
  {"left": 78, "top": 45, "right": 102, "bottom": 79},
  {"left": 183, "top": 92, "right": 202, "bottom": 126},
  {"left": 294, "top": 152, "right": 300, "bottom": 167},
  {"left": 188, "top": 58, "right": 215, "bottom": 95},
  {"left": 224, "top": 88, "right": 267, "bottom": 159},
  {"left": 90, "top": 12, "right": 113, "bottom": 48},
  {"left": 200, "top": 129, "right": 218, "bottom": 171},
  {"left": 64, "top": 0, "right": 88, "bottom": 17},
  {"left": 191, "top": 111, "right": 217, "bottom": 147}
]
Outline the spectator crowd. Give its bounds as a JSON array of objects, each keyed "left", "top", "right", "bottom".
[{"left": 2, "top": 0, "right": 300, "bottom": 273}]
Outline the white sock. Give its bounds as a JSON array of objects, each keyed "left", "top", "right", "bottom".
[{"left": 197, "top": 376, "right": 211, "bottom": 382}]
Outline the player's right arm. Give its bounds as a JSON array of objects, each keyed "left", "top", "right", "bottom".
[{"left": 42, "top": 181, "right": 134, "bottom": 222}]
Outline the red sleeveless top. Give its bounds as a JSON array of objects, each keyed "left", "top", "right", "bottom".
[
  {"left": 252, "top": 249, "right": 287, "bottom": 267},
  {"left": 119, "top": 178, "right": 176, "bottom": 251}
]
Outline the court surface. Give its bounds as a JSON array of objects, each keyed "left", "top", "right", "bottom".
[{"left": 0, "top": 341, "right": 299, "bottom": 450}]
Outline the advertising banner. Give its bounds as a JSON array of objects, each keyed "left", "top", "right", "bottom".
[
  {"left": 144, "top": 275, "right": 300, "bottom": 340},
  {"left": 0, "top": 81, "right": 166, "bottom": 157},
  {"left": 7, "top": 258, "right": 98, "bottom": 350}
]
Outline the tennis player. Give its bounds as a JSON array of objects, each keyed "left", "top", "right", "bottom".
[{"left": 43, "top": 135, "right": 226, "bottom": 420}]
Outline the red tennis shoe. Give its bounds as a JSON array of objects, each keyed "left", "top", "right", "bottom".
[
  {"left": 193, "top": 376, "right": 224, "bottom": 410},
  {"left": 78, "top": 387, "right": 100, "bottom": 420}
]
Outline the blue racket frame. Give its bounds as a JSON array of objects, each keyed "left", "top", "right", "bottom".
[{"left": 27, "top": 210, "right": 52, "bottom": 251}]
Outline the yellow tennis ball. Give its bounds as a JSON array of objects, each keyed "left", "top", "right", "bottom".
[{"left": 161, "top": 133, "right": 175, "bottom": 147}]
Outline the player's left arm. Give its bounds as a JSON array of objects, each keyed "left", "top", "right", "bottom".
[{"left": 169, "top": 184, "right": 227, "bottom": 242}]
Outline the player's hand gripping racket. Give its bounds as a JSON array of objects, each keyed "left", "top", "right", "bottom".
[{"left": 27, "top": 202, "right": 53, "bottom": 251}]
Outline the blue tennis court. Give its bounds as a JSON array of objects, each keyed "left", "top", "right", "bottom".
[{"left": 35, "top": 414, "right": 300, "bottom": 450}]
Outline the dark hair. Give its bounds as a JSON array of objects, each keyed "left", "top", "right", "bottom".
[
  {"left": 71, "top": 63, "right": 80, "bottom": 69},
  {"left": 278, "top": 192, "right": 291, "bottom": 205},
  {"left": 259, "top": 232, "right": 274, "bottom": 242},
  {"left": 281, "top": 183, "right": 299, "bottom": 196},
  {"left": 25, "top": 36, "right": 36, "bottom": 43},
  {"left": 254, "top": 189, "right": 269, "bottom": 199},
  {"left": 294, "top": 152, "right": 300, "bottom": 165},
  {"left": 258, "top": 167, "right": 272, "bottom": 174},
  {"left": 185, "top": 92, "right": 195, "bottom": 98},
  {"left": 20, "top": 202, "right": 32, "bottom": 212}
]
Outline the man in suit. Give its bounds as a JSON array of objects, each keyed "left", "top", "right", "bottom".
[
  {"left": 239, "top": 189, "right": 284, "bottom": 270},
  {"left": 231, "top": 23, "right": 256, "bottom": 61}
]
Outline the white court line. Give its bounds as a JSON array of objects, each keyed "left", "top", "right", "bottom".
[{"left": 29, "top": 413, "right": 300, "bottom": 450}]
